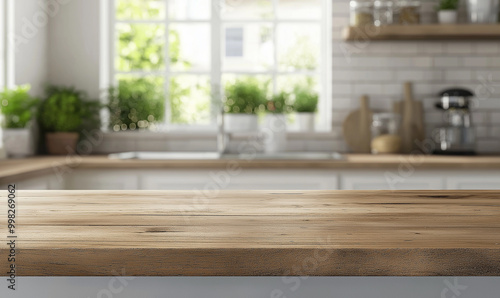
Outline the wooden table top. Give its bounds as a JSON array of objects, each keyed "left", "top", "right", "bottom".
[
  {"left": 2, "top": 155, "right": 500, "bottom": 184},
  {"left": 2, "top": 190, "right": 499, "bottom": 276}
]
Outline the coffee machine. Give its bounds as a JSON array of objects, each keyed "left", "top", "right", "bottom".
[{"left": 432, "top": 88, "right": 476, "bottom": 155}]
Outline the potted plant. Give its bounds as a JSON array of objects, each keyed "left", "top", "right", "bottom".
[
  {"left": 262, "top": 91, "right": 291, "bottom": 153},
  {"left": 0, "top": 85, "right": 40, "bottom": 158},
  {"left": 107, "top": 77, "right": 165, "bottom": 131},
  {"left": 223, "top": 78, "right": 266, "bottom": 133},
  {"left": 437, "top": 0, "right": 460, "bottom": 24},
  {"left": 40, "top": 86, "right": 88, "bottom": 155},
  {"left": 293, "top": 87, "right": 319, "bottom": 132}
]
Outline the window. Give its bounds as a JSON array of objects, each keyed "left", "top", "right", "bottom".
[{"left": 108, "top": 0, "right": 331, "bottom": 131}]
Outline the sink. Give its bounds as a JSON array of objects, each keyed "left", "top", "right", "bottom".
[
  {"left": 108, "top": 152, "right": 222, "bottom": 160},
  {"left": 228, "top": 152, "right": 345, "bottom": 160},
  {"left": 108, "top": 152, "right": 344, "bottom": 161}
]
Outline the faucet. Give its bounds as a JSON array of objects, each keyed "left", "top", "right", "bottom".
[{"left": 217, "top": 109, "right": 228, "bottom": 155}]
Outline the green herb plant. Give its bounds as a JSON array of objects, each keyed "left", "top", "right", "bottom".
[
  {"left": 40, "top": 86, "right": 98, "bottom": 133},
  {"left": 224, "top": 78, "right": 267, "bottom": 114},
  {"left": 266, "top": 91, "right": 292, "bottom": 114},
  {"left": 293, "top": 87, "right": 319, "bottom": 113},
  {"left": 438, "top": 0, "right": 460, "bottom": 10},
  {"left": 108, "top": 77, "right": 165, "bottom": 131},
  {"left": 0, "top": 85, "right": 40, "bottom": 129}
]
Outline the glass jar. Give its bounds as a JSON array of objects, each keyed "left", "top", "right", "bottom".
[
  {"left": 396, "top": 0, "right": 421, "bottom": 24},
  {"left": 350, "top": 0, "right": 374, "bottom": 26},
  {"left": 374, "top": 0, "right": 394, "bottom": 26},
  {"left": 467, "top": 0, "right": 499, "bottom": 23},
  {"left": 371, "top": 113, "right": 402, "bottom": 154}
]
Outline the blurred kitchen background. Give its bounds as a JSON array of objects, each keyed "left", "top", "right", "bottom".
[{"left": 1, "top": 0, "right": 500, "bottom": 156}]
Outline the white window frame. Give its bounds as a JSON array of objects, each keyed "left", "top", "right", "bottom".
[
  {"left": 102, "top": 0, "right": 332, "bottom": 132},
  {"left": 0, "top": 0, "right": 15, "bottom": 153},
  {"left": 1, "top": 0, "right": 15, "bottom": 89}
]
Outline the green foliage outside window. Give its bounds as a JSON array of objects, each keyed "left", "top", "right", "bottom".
[
  {"left": 224, "top": 78, "right": 268, "bottom": 115},
  {"left": 108, "top": 77, "right": 165, "bottom": 131}
]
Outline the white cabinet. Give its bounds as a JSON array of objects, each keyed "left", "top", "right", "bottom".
[
  {"left": 341, "top": 171, "right": 446, "bottom": 190},
  {"left": 67, "top": 170, "right": 138, "bottom": 190},
  {"left": 1, "top": 174, "right": 65, "bottom": 190},
  {"left": 27, "top": 168, "right": 500, "bottom": 191},
  {"left": 140, "top": 169, "right": 338, "bottom": 190},
  {"left": 446, "top": 171, "right": 500, "bottom": 190}
]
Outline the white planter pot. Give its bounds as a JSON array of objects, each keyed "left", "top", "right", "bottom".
[
  {"left": 224, "top": 114, "right": 259, "bottom": 133},
  {"left": 296, "top": 113, "right": 316, "bottom": 132},
  {"left": 438, "top": 10, "right": 458, "bottom": 24},
  {"left": 3, "top": 128, "right": 36, "bottom": 158},
  {"left": 261, "top": 114, "right": 287, "bottom": 153}
]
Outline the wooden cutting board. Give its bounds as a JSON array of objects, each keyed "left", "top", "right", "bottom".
[
  {"left": 393, "top": 82, "right": 425, "bottom": 153},
  {"left": 343, "top": 95, "right": 373, "bottom": 153}
]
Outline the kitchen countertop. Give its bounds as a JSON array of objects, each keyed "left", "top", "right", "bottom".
[
  {"left": 2, "top": 190, "right": 499, "bottom": 276},
  {"left": 2, "top": 154, "right": 500, "bottom": 184}
]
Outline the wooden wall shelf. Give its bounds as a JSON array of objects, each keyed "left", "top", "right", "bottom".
[{"left": 342, "top": 24, "right": 500, "bottom": 41}]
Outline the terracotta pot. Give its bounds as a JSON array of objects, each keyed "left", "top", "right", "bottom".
[{"left": 45, "top": 132, "right": 79, "bottom": 155}]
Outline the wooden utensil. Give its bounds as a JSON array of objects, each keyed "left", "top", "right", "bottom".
[
  {"left": 393, "top": 82, "right": 425, "bottom": 153},
  {"left": 343, "top": 95, "right": 373, "bottom": 153}
]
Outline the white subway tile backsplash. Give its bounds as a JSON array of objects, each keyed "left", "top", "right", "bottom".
[
  {"left": 434, "top": 57, "right": 461, "bottom": 68},
  {"left": 382, "top": 84, "right": 403, "bottom": 96},
  {"left": 476, "top": 140, "right": 500, "bottom": 154},
  {"left": 476, "top": 126, "right": 490, "bottom": 138},
  {"left": 444, "top": 70, "right": 473, "bottom": 81},
  {"left": 396, "top": 70, "right": 443, "bottom": 82},
  {"left": 353, "top": 83, "right": 383, "bottom": 94},
  {"left": 332, "top": 83, "right": 352, "bottom": 95},
  {"left": 445, "top": 42, "right": 473, "bottom": 54},
  {"left": 490, "top": 112, "right": 500, "bottom": 124},
  {"left": 419, "top": 42, "right": 445, "bottom": 54},
  {"left": 472, "top": 112, "right": 489, "bottom": 125},
  {"left": 393, "top": 43, "right": 420, "bottom": 55},
  {"left": 331, "top": 97, "right": 352, "bottom": 109},
  {"left": 491, "top": 126, "right": 500, "bottom": 138},
  {"left": 424, "top": 112, "right": 445, "bottom": 125},
  {"left": 412, "top": 57, "right": 433, "bottom": 68},
  {"left": 462, "top": 57, "right": 492, "bottom": 68},
  {"left": 474, "top": 43, "right": 500, "bottom": 54}
]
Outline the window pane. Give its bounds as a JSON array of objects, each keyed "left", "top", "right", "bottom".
[
  {"left": 277, "top": 0, "right": 321, "bottom": 20},
  {"left": 277, "top": 24, "right": 320, "bottom": 72},
  {"left": 220, "top": 0, "right": 273, "bottom": 20},
  {"left": 116, "top": 0, "right": 165, "bottom": 20},
  {"left": 222, "top": 24, "right": 274, "bottom": 72},
  {"left": 116, "top": 23, "right": 165, "bottom": 71},
  {"left": 170, "top": 24, "right": 210, "bottom": 72},
  {"left": 169, "top": 0, "right": 211, "bottom": 20},
  {"left": 169, "top": 76, "right": 211, "bottom": 125},
  {"left": 276, "top": 75, "right": 319, "bottom": 93},
  {"left": 110, "top": 75, "right": 165, "bottom": 131}
]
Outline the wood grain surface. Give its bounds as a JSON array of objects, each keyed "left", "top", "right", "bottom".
[
  {"left": 342, "top": 24, "right": 500, "bottom": 41},
  {"left": 1, "top": 190, "right": 499, "bottom": 276},
  {"left": 3, "top": 155, "right": 500, "bottom": 184}
]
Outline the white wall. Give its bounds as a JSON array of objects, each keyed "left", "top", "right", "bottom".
[
  {"left": 14, "top": 0, "right": 49, "bottom": 96},
  {"left": 48, "top": 0, "right": 100, "bottom": 99}
]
